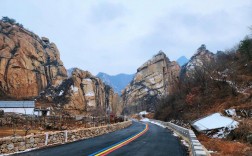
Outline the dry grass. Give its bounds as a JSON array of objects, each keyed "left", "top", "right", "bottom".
[
  {"left": 198, "top": 134, "right": 252, "bottom": 156},
  {"left": 228, "top": 118, "right": 252, "bottom": 142}
]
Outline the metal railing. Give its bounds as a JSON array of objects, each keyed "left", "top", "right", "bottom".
[{"left": 150, "top": 119, "right": 208, "bottom": 156}]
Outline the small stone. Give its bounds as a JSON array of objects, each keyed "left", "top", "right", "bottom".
[
  {"left": 19, "top": 145, "right": 26, "bottom": 151},
  {"left": 26, "top": 144, "right": 31, "bottom": 148},
  {"left": 1, "top": 143, "right": 7, "bottom": 148},
  {"left": 14, "top": 147, "right": 19, "bottom": 152},
  {"left": 7, "top": 143, "right": 14, "bottom": 150},
  {"left": 30, "top": 137, "right": 35, "bottom": 143},
  {"left": 34, "top": 138, "right": 40, "bottom": 143}
]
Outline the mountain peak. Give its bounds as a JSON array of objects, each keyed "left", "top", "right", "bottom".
[
  {"left": 96, "top": 72, "right": 135, "bottom": 95},
  {"left": 177, "top": 56, "right": 189, "bottom": 66},
  {"left": 192, "top": 44, "right": 214, "bottom": 59}
]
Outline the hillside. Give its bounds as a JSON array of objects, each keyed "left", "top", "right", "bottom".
[
  {"left": 154, "top": 43, "right": 252, "bottom": 154},
  {"left": 96, "top": 72, "right": 134, "bottom": 95},
  {"left": 156, "top": 44, "right": 252, "bottom": 121}
]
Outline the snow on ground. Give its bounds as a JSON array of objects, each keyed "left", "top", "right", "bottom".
[
  {"left": 172, "top": 132, "right": 178, "bottom": 137},
  {"left": 140, "top": 118, "right": 166, "bottom": 128},
  {"left": 83, "top": 78, "right": 92, "bottom": 82},
  {"left": 225, "top": 109, "right": 236, "bottom": 117},
  {"left": 192, "top": 113, "right": 239, "bottom": 138},
  {"left": 181, "top": 140, "right": 189, "bottom": 147},
  {"left": 139, "top": 111, "right": 149, "bottom": 115},
  {"left": 59, "top": 90, "right": 64, "bottom": 96},
  {"left": 85, "top": 91, "right": 95, "bottom": 97},
  {"left": 140, "top": 118, "right": 150, "bottom": 122},
  {"left": 192, "top": 113, "right": 238, "bottom": 131},
  {"left": 71, "top": 85, "right": 78, "bottom": 93}
]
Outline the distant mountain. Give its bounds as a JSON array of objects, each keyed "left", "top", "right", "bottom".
[
  {"left": 97, "top": 72, "right": 135, "bottom": 95},
  {"left": 176, "top": 56, "right": 189, "bottom": 66}
]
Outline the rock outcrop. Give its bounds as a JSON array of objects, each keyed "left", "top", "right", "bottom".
[
  {"left": 0, "top": 20, "right": 67, "bottom": 99},
  {"left": 180, "top": 44, "right": 214, "bottom": 77},
  {"left": 0, "top": 19, "right": 121, "bottom": 115},
  {"left": 121, "top": 51, "right": 180, "bottom": 112},
  {"left": 65, "top": 68, "right": 120, "bottom": 115},
  {"left": 37, "top": 68, "right": 121, "bottom": 115}
]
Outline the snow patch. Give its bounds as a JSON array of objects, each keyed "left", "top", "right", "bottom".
[
  {"left": 225, "top": 109, "right": 236, "bottom": 117},
  {"left": 149, "top": 78, "right": 155, "bottom": 84},
  {"left": 71, "top": 85, "right": 78, "bottom": 93},
  {"left": 59, "top": 90, "right": 64, "bottom": 96},
  {"left": 140, "top": 118, "right": 150, "bottom": 122},
  {"left": 192, "top": 113, "right": 238, "bottom": 131},
  {"left": 192, "top": 113, "right": 239, "bottom": 138},
  {"left": 181, "top": 140, "right": 189, "bottom": 147},
  {"left": 140, "top": 118, "right": 166, "bottom": 128},
  {"left": 84, "top": 78, "right": 92, "bottom": 82},
  {"left": 139, "top": 111, "right": 149, "bottom": 115},
  {"left": 85, "top": 91, "right": 95, "bottom": 97}
]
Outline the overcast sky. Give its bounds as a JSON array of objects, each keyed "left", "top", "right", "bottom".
[{"left": 0, "top": 0, "right": 251, "bottom": 75}]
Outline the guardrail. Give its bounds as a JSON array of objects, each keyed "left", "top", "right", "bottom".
[{"left": 149, "top": 119, "right": 208, "bottom": 156}]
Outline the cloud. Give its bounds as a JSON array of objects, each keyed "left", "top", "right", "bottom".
[
  {"left": 88, "top": 2, "right": 126, "bottom": 23},
  {"left": 0, "top": 0, "right": 251, "bottom": 75}
]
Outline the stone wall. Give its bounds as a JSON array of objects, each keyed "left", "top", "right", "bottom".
[{"left": 0, "top": 121, "right": 132, "bottom": 155}]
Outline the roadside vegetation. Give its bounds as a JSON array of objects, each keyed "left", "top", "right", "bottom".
[{"left": 155, "top": 28, "right": 252, "bottom": 155}]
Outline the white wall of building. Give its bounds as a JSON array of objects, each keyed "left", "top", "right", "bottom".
[{"left": 1, "top": 108, "right": 34, "bottom": 115}]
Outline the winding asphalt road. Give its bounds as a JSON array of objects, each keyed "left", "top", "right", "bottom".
[{"left": 15, "top": 121, "right": 187, "bottom": 156}]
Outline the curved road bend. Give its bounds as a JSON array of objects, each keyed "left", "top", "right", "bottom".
[{"left": 15, "top": 121, "right": 187, "bottom": 156}]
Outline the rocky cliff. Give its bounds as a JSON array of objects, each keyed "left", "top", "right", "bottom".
[
  {"left": 38, "top": 68, "right": 121, "bottom": 115},
  {"left": 0, "top": 20, "right": 67, "bottom": 99},
  {"left": 121, "top": 51, "right": 180, "bottom": 112},
  {"left": 0, "top": 19, "right": 121, "bottom": 115}
]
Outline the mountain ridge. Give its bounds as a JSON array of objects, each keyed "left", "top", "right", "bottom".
[
  {"left": 96, "top": 72, "right": 135, "bottom": 95},
  {"left": 176, "top": 56, "right": 189, "bottom": 66}
]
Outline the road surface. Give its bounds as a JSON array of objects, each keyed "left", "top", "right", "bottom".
[{"left": 15, "top": 121, "right": 187, "bottom": 156}]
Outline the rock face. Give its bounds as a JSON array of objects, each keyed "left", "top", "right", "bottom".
[
  {"left": 0, "top": 20, "right": 121, "bottom": 115},
  {"left": 38, "top": 68, "right": 121, "bottom": 115},
  {"left": 0, "top": 20, "right": 67, "bottom": 99},
  {"left": 64, "top": 68, "right": 120, "bottom": 115},
  {"left": 180, "top": 44, "right": 214, "bottom": 77},
  {"left": 121, "top": 51, "right": 180, "bottom": 112}
]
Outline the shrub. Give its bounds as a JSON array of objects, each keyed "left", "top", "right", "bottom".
[{"left": 228, "top": 119, "right": 252, "bottom": 142}]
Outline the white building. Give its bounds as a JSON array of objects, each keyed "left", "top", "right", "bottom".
[{"left": 0, "top": 101, "right": 35, "bottom": 115}]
